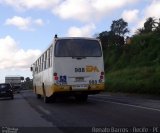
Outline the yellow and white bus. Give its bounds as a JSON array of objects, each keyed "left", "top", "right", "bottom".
[{"left": 31, "top": 35, "right": 105, "bottom": 103}]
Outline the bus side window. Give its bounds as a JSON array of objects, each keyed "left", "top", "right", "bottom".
[
  {"left": 48, "top": 49, "right": 50, "bottom": 68},
  {"left": 35, "top": 67, "right": 38, "bottom": 73},
  {"left": 37, "top": 60, "right": 39, "bottom": 73},
  {"left": 41, "top": 56, "right": 43, "bottom": 71},
  {"left": 45, "top": 53, "right": 47, "bottom": 69},
  {"left": 42, "top": 54, "right": 45, "bottom": 71},
  {"left": 40, "top": 57, "right": 42, "bottom": 72},
  {"left": 44, "top": 53, "right": 47, "bottom": 69},
  {"left": 47, "top": 50, "right": 49, "bottom": 68},
  {"left": 50, "top": 47, "right": 52, "bottom": 67},
  {"left": 37, "top": 59, "right": 40, "bottom": 73},
  {"left": 35, "top": 62, "right": 38, "bottom": 73}
]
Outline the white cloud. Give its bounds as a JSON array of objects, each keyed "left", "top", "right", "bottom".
[
  {"left": 122, "top": 9, "right": 139, "bottom": 23},
  {"left": 145, "top": 0, "right": 160, "bottom": 18},
  {"left": 0, "top": 36, "right": 41, "bottom": 69},
  {"left": 0, "top": 0, "right": 138, "bottom": 23},
  {"left": 5, "top": 16, "right": 44, "bottom": 30},
  {"left": 131, "top": 0, "right": 160, "bottom": 35},
  {"left": 53, "top": 0, "right": 93, "bottom": 22},
  {"left": 67, "top": 23, "right": 96, "bottom": 37},
  {"left": 130, "top": 20, "right": 145, "bottom": 35},
  {"left": 33, "top": 19, "right": 44, "bottom": 26},
  {"left": 53, "top": 0, "right": 138, "bottom": 22},
  {"left": 5, "top": 16, "right": 31, "bottom": 30},
  {"left": 0, "top": 0, "right": 61, "bottom": 10},
  {"left": 92, "top": 0, "right": 136, "bottom": 13}
]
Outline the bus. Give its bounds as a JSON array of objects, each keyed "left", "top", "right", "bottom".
[{"left": 31, "top": 35, "right": 105, "bottom": 103}]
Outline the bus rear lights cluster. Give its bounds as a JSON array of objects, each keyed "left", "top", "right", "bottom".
[
  {"left": 100, "top": 71, "right": 104, "bottom": 79},
  {"left": 99, "top": 71, "right": 104, "bottom": 83},
  {"left": 100, "top": 75, "right": 103, "bottom": 79},
  {"left": 54, "top": 73, "right": 58, "bottom": 80},
  {"left": 101, "top": 72, "right": 104, "bottom": 75}
]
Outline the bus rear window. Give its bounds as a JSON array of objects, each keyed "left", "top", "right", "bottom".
[{"left": 55, "top": 39, "right": 102, "bottom": 57}]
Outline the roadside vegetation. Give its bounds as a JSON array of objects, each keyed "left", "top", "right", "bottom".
[
  {"left": 21, "top": 77, "right": 33, "bottom": 90},
  {"left": 98, "top": 17, "right": 160, "bottom": 95}
]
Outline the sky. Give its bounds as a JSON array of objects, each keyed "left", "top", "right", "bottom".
[{"left": 0, "top": 0, "right": 160, "bottom": 82}]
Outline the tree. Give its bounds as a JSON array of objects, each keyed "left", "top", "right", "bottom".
[
  {"left": 143, "top": 17, "right": 157, "bottom": 33},
  {"left": 22, "top": 77, "right": 33, "bottom": 90},
  {"left": 135, "top": 17, "right": 158, "bottom": 35},
  {"left": 136, "top": 28, "right": 145, "bottom": 35},
  {"left": 155, "top": 18, "right": 160, "bottom": 33},
  {"left": 98, "top": 30, "right": 125, "bottom": 48},
  {"left": 98, "top": 31, "right": 110, "bottom": 48},
  {"left": 98, "top": 18, "right": 129, "bottom": 48},
  {"left": 110, "top": 18, "right": 129, "bottom": 37}
]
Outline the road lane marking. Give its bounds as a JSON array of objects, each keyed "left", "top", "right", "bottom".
[
  {"left": 90, "top": 98, "right": 160, "bottom": 113},
  {"left": 95, "top": 94, "right": 160, "bottom": 103},
  {"left": 37, "top": 105, "right": 51, "bottom": 115}
]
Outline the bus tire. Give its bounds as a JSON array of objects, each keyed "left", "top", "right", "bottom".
[
  {"left": 50, "top": 95, "right": 56, "bottom": 103},
  {"left": 44, "top": 95, "right": 50, "bottom": 103},
  {"left": 37, "top": 94, "right": 41, "bottom": 99},
  {"left": 35, "top": 86, "right": 41, "bottom": 99},
  {"left": 75, "top": 94, "right": 88, "bottom": 102},
  {"left": 42, "top": 83, "right": 50, "bottom": 103}
]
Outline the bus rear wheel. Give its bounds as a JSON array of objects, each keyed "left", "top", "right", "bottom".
[
  {"left": 42, "top": 83, "right": 50, "bottom": 103},
  {"left": 37, "top": 94, "right": 41, "bottom": 99},
  {"left": 44, "top": 95, "right": 50, "bottom": 103}
]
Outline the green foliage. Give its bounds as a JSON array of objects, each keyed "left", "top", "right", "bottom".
[
  {"left": 104, "top": 32, "right": 160, "bottom": 95},
  {"left": 105, "top": 66, "right": 160, "bottom": 94},
  {"left": 98, "top": 17, "right": 160, "bottom": 94},
  {"left": 110, "top": 18, "right": 129, "bottom": 36},
  {"left": 21, "top": 78, "right": 33, "bottom": 90},
  {"left": 144, "top": 17, "right": 157, "bottom": 33},
  {"left": 136, "top": 17, "right": 160, "bottom": 35},
  {"left": 98, "top": 18, "right": 128, "bottom": 48}
]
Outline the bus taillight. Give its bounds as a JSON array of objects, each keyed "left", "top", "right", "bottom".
[
  {"left": 54, "top": 73, "right": 57, "bottom": 76},
  {"left": 101, "top": 72, "right": 104, "bottom": 75},
  {"left": 54, "top": 76, "right": 58, "bottom": 80},
  {"left": 100, "top": 75, "right": 103, "bottom": 79},
  {"left": 54, "top": 73, "right": 58, "bottom": 80},
  {"left": 100, "top": 71, "right": 104, "bottom": 80}
]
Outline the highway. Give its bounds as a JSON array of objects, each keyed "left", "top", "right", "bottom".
[{"left": 0, "top": 90, "right": 160, "bottom": 133}]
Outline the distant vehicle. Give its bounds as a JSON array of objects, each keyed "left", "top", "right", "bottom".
[
  {"left": 31, "top": 36, "right": 105, "bottom": 103},
  {"left": 0, "top": 83, "right": 14, "bottom": 99},
  {"left": 5, "top": 76, "right": 24, "bottom": 93}
]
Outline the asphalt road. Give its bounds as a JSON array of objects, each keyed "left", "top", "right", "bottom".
[{"left": 0, "top": 90, "right": 160, "bottom": 133}]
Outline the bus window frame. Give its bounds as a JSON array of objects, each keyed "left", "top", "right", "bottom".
[{"left": 54, "top": 39, "right": 102, "bottom": 58}]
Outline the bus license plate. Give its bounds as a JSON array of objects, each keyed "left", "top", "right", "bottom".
[
  {"left": 72, "top": 84, "right": 88, "bottom": 90},
  {"left": 75, "top": 77, "right": 84, "bottom": 82}
]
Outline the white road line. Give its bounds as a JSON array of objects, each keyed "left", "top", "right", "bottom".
[
  {"left": 37, "top": 105, "right": 51, "bottom": 115},
  {"left": 90, "top": 98, "right": 160, "bottom": 113}
]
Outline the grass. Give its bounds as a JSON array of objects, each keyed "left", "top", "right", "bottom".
[
  {"left": 105, "top": 65, "right": 160, "bottom": 95},
  {"left": 103, "top": 32, "right": 160, "bottom": 95}
]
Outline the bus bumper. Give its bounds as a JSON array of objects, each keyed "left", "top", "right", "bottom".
[{"left": 52, "top": 83, "right": 105, "bottom": 95}]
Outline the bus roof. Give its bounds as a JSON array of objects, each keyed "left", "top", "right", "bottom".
[{"left": 55, "top": 37, "right": 99, "bottom": 40}]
